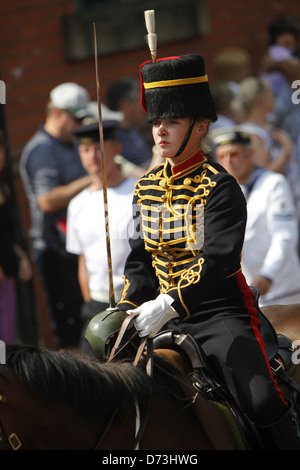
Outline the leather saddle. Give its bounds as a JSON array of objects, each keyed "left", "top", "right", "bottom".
[
  {"left": 153, "top": 286, "right": 300, "bottom": 402},
  {"left": 152, "top": 287, "right": 300, "bottom": 449}
]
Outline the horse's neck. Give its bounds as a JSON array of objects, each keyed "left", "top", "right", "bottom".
[
  {"left": 0, "top": 371, "right": 100, "bottom": 450},
  {"left": 96, "top": 404, "right": 137, "bottom": 450}
]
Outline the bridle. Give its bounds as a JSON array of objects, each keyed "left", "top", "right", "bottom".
[
  {"left": 0, "top": 394, "right": 22, "bottom": 450},
  {"left": 0, "top": 314, "right": 153, "bottom": 451},
  {"left": 0, "top": 387, "right": 144, "bottom": 451},
  {"left": 0, "top": 319, "right": 191, "bottom": 451},
  {"left": 96, "top": 313, "right": 195, "bottom": 450},
  {"left": 105, "top": 312, "right": 154, "bottom": 450}
]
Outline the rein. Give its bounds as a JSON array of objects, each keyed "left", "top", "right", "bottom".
[
  {"left": 106, "top": 315, "right": 197, "bottom": 449},
  {"left": 108, "top": 313, "right": 154, "bottom": 449}
]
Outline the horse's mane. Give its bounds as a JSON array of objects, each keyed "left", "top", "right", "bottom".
[{"left": 3, "top": 344, "right": 153, "bottom": 424}]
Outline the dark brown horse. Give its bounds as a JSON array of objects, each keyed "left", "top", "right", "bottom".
[
  {"left": 0, "top": 345, "right": 212, "bottom": 450},
  {"left": 0, "top": 304, "right": 299, "bottom": 450}
]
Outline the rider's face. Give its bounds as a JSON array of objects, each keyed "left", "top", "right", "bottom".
[{"left": 152, "top": 118, "right": 207, "bottom": 165}]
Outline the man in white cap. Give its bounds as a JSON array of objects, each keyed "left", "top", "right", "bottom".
[{"left": 20, "top": 82, "right": 93, "bottom": 348}]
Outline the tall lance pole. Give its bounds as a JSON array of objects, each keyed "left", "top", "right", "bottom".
[
  {"left": 142, "top": 9, "right": 157, "bottom": 378},
  {"left": 93, "top": 23, "right": 115, "bottom": 308}
]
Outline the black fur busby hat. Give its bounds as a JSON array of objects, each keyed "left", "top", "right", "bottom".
[{"left": 140, "top": 54, "right": 217, "bottom": 123}]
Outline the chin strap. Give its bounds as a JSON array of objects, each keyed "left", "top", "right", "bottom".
[{"left": 172, "top": 118, "right": 196, "bottom": 158}]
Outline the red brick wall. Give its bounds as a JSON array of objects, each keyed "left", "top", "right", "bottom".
[
  {"left": 1, "top": 0, "right": 300, "bottom": 345},
  {"left": 3, "top": 1, "right": 300, "bottom": 161}
]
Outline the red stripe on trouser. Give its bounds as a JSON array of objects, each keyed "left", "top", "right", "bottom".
[{"left": 235, "top": 271, "right": 288, "bottom": 407}]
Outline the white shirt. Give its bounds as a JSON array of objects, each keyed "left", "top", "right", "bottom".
[
  {"left": 241, "top": 168, "right": 300, "bottom": 305},
  {"left": 66, "top": 178, "right": 136, "bottom": 297}
]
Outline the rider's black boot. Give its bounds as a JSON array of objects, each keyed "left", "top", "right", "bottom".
[{"left": 256, "top": 401, "right": 300, "bottom": 450}]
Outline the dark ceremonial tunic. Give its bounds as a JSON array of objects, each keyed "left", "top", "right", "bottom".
[
  {"left": 118, "top": 150, "right": 249, "bottom": 319},
  {"left": 118, "top": 150, "right": 287, "bottom": 425}
]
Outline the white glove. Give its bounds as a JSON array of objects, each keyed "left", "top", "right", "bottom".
[{"left": 127, "top": 294, "right": 179, "bottom": 338}]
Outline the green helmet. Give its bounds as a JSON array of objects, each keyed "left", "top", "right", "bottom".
[{"left": 85, "top": 309, "right": 127, "bottom": 358}]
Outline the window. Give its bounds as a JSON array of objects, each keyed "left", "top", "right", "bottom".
[{"left": 62, "top": 0, "right": 209, "bottom": 61}]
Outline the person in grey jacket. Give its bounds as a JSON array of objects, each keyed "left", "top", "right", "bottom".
[{"left": 20, "top": 82, "right": 93, "bottom": 347}]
